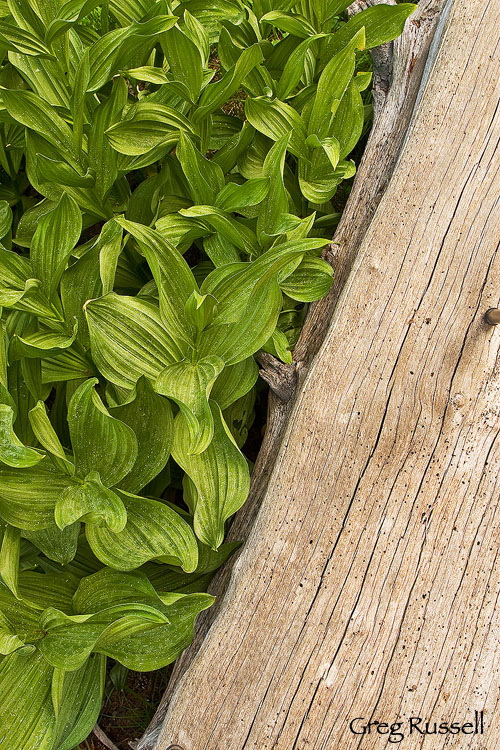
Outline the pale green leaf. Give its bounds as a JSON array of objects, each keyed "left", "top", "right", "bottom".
[
  {"left": 173, "top": 402, "right": 250, "bottom": 549},
  {"left": 67, "top": 378, "right": 138, "bottom": 487}
]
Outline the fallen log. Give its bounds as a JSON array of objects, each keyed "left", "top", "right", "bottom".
[{"left": 138, "top": 0, "right": 500, "bottom": 746}]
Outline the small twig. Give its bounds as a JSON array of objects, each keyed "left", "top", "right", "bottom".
[
  {"left": 257, "top": 352, "right": 297, "bottom": 402},
  {"left": 93, "top": 724, "right": 120, "bottom": 750}
]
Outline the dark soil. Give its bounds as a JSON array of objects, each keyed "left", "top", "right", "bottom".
[{"left": 80, "top": 668, "right": 170, "bottom": 749}]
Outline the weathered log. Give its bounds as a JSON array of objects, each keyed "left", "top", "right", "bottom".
[{"left": 136, "top": 0, "right": 500, "bottom": 747}]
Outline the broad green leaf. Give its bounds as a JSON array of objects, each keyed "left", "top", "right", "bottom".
[
  {"left": 39, "top": 602, "right": 169, "bottom": 671},
  {"left": 245, "top": 97, "right": 308, "bottom": 157},
  {"left": 326, "top": 3, "right": 416, "bottom": 57},
  {"left": 183, "top": 9, "right": 209, "bottom": 65},
  {"left": 176, "top": 132, "right": 225, "bottom": 204},
  {"left": 256, "top": 135, "right": 289, "bottom": 242},
  {"left": 161, "top": 24, "right": 203, "bottom": 100},
  {"left": 1, "top": 89, "right": 76, "bottom": 157},
  {"left": 28, "top": 401, "right": 72, "bottom": 475},
  {"left": 89, "top": 76, "right": 128, "bottom": 200},
  {"left": 0, "top": 20, "right": 53, "bottom": 56},
  {"left": 308, "top": 27, "right": 365, "bottom": 139},
  {"left": 180, "top": 205, "right": 258, "bottom": 256},
  {"left": 106, "top": 103, "right": 194, "bottom": 156},
  {"left": 86, "top": 491, "right": 198, "bottom": 572},
  {"left": 0, "top": 403, "right": 44, "bottom": 467},
  {"left": 0, "top": 651, "right": 56, "bottom": 750},
  {"left": 42, "top": 348, "right": 95, "bottom": 384},
  {"left": 0, "top": 524, "right": 20, "bottom": 597},
  {"left": 9, "top": 323, "right": 78, "bottom": 362},
  {"left": 30, "top": 192, "right": 82, "bottom": 297},
  {"left": 193, "top": 43, "right": 264, "bottom": 124},
  {"left": 45, "top": 0, "right": 102, "bottom": 43},
  {"left": 210, "top": 357, "right": 259, "bottom": 409},
  {"left": 55, "top": 474, "right": 126, "bottom": 532},
  {"left": 276, "top": 34, "right": 325, "bottom": 100},
  {"left": 330, "top": 79, "right": 365, "bottom": 159},
  {"left": 72, "top": 569, "right": 214, "bottom": 669},
  {"left": 215, "top": 177, "right": 269, "bottom": 212},
  {"left": 155, "top": 356, "right": 224, "bottom": 455},
  {"left": 261, "top": 11, "right": 316, "bottom": 37},
  {"left": 0, "top": 200, "right": 12, "bottom": 240},
  {"left": 299, "top": 154, "right": 355, "bottom": 202},
  {"left": 23, "top": 523, "right": 80, "bottom": 565},
  {"left": 0, "top": 611, "right": 33, "bottom": 655},
  {"left": 200, "top": 275, "right": 283, "bottom": 364},
  {"left": 95, "top": 590, "right": 214, "bottom": 670},
  {"left": 116, "top": 219, "right": 197, "bottom": 349},
  {"left": 110, "top": 377, "right": 174, "bottom": 494},
  {"left": 51, "top": 653, "right": 106, "bottom": 750},
  {"left": 67, "top": 378, "right": 138, "bottom": 487},
  {"left": 124, "top": 66, "right": 170, "bottom": 84},
  {"left": 85, "top": 293, "right": 181, "bottom": 389},
  {"left": 0, "top": 464, "right": 78, "bottom": 530},
  {"left": 36, "top": 155, "right": 96, "bottom": 189},
  {"left": 280, "top": 255, "right": 333, "bottom": 301},
  {"left": 87, "top": 15, "right": 178, "bottom": 92},
  {"left": 173, "top": 402, "right": 250, "bottom": 549}
]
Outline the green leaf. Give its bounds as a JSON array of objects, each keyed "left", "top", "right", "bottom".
[
  {"left": 0, "top": 651, "right": 55, "bottom": 750},
  {"left": 256, "top": 135, "right": 290, "bottom": 242},
  {"left": 29, "top": 401, "right": 73, "bottom": 475},
  {"left": 327, "top": 3, "right": 416, "bottom": 57},
  {"left": 52, "top": 654, "right": 106, "bottom": 750},
  {"left": 0, "top": 524, "right": 20, "bottom": 597},
  {"left": 0, "top": 20, "right": 53, "bottom": 56},
  {"left": 261, "top": 11, "right": 316, "bottom": 37},
  {"left": 86, "top": 491, "right": 198, "bottom": 572},
  {"left": 45, "top": 0, "right": 102, "bottom": 43},
  {"left": 0, "top": 464, "right": 78, "bottom": 530},
  {"left": 280, "top": 255, "right": 333, "bottom": 301},
  {"left": 30, "top": 192, "right": 82, "bottom": 297},
  {"left": 0, "top": 403, "right": 45, "bottom": 467},
  {"left": 0, "top": 200, "right": 13, "bottom": 241},
  {"left": 193, "top": 43, "right": 264, "bottom": 124},
  {"left": 155, "top": 356, "right": 224, "bottom": 455},
  {"left": 330, "top": 78, "right": 365, "bottom": 159},
  {"left": 276, "top": 34, "right": 325, "bottom": 100},
  {"left": 39, "top": 602, "right": 169, "bottom": 671},
  {"left": 67, "top": 378, "right": 138, "bottom": 487},
  {"left": 176, "top": 132, "right": 225, "bottom": 204},
  {"left": 23, "top": 523, "right": 80, "bottom": 565},
  {"left": 87, "top": 15, "right": 178, "bottom": 92},
  {"left": 95, "top": 590, "right": 214, "bottom": 670},
  {"left": 173, "top": 402, "right": 250, "bottom": 549},
  {"left": 210, "top": 357, "right": 259, "bottom": 410},
  {"left": 9, "top": 323, "right": 78, "bottom": 362},
  {"left": 245, "top": 97, "right": 308, "bottom": 157},
  {"left": 308, "top": 27, "right": 365, "bottom": 139},
  {"left": 215, "top": 177, "right": 269, "bottom": 212},
  {"left": 116, "top": 219, "right": 197, "bottom": 349},
  {"left": 1, "top": 89, "right": 76, "bottom": 157},
  {"left": 55, "top": 473, "right": 127, "bottom": 533},
  {"left": 161, "top": 24, "right": 203, "bottom": 100},
  {"left": 106, "top": 103, "right": 194, "bottom": 156},
  {"left": 85, "top": 293, "right": 181, "bottom": 389},
  {"left": 110, "top": 377, "right": 174, "bottom": 494}
]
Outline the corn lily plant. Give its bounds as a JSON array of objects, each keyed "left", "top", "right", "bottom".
[{"left": 0, "top": 0, "right": 414, "bottom": 747}]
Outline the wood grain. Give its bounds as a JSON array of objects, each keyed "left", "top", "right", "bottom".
[{"left": 152, "top": 0, "right": 500, "bottom": 747}]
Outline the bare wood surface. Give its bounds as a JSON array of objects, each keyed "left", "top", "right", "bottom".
[
  {"left": 135, "top": 2, "right": 449, "bottom": 749},
  {"left": 152, "top": 0, "right": 500, "bottom": 747}
]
